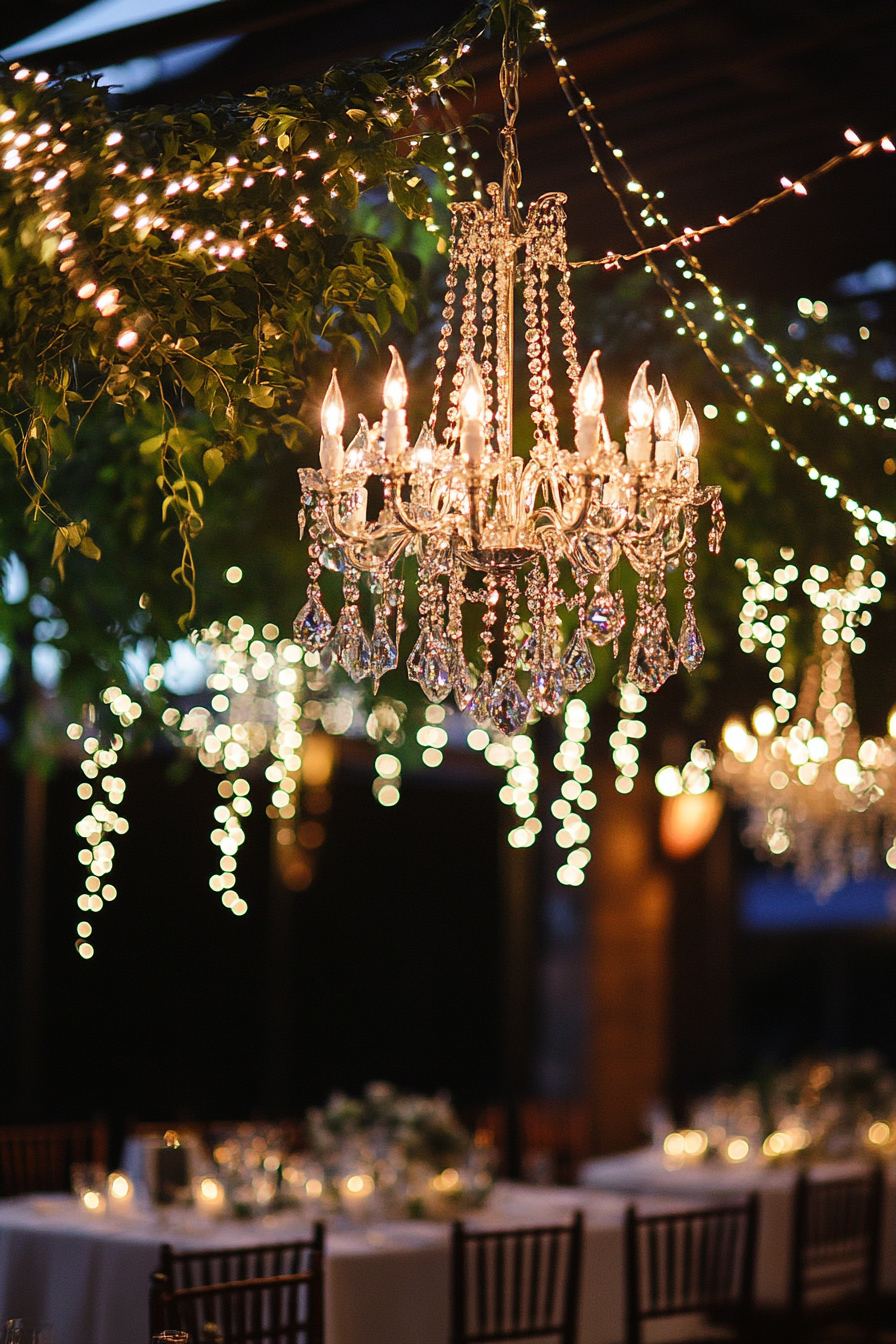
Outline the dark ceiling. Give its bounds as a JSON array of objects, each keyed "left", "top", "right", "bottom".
[{"left": 3, "top": 0, "right": 894, "bottom": 297}]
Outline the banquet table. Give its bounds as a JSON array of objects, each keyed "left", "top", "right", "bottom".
[
  {"left": 0, "top": 1183, "right": 639, "bottom": 1344},
  {"left": 580, "top": 1147, "right": 896, "bottom": 1307}
]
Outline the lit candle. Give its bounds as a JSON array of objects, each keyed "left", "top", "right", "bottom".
[
  {"left": 107, "top": 1171, "right": 133, "bottom": 1213},
  {"left": 626, "top": 361, "right": 654, "bottom": 466},
  {"left": 193, "top": 1175, "right": 226, "bottom": 1216},
  {"left": 677, "top": 402, "right": 700, "bottom": 482},
  {"left": 575, "top": 350, "right": 603, "bottom": 460},
  {"left": 458, "top": 361, "right": 487, "bottom": 466},
  {"left": 319, "top": 370, "right": 345, "bottom": 478},
  {"left": 341, "top": 1171, "right": 375, "bottom": 1219},
  {"left": 653, "top": 375, "right": 679, "bottom": 479},
  {"left": 81, "top": 1187, "right": 106, "bottom": 1214},
  {"left": 382, "top": 346, "right": 409, "bottom": 461}
]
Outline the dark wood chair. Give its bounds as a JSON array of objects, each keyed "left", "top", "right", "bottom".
[
  {"left": 149, "top": 1263, "right": 323, "bottom": 1344},
  {"left": 0, "top": 1120, "right": 108, "bottom": 1197},
  {"left": 450, "top": 1211, "right": 583, "bottom": 1344},
  {"left": 624, "top": 1197, "right": 758, "bottom": 1344},
  {"left": 150, "top": 1226, "right": 325, "bottom": 1336},
  {"left": 788, "top": 1166, "right": 883, "bottom": 1341}
]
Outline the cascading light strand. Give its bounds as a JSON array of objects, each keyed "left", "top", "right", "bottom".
[{"left": 534, "top": 16, "right": 896, "bottom": 547}]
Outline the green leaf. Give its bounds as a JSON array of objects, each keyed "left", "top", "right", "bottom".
[
  {"left": 203, "top": 447, "right": 225, "bottom": 482},
  {"left": 246, "top": 384, "right": 276, "bottom": 407}
]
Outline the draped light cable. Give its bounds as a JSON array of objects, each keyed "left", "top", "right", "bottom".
[{"left": 534, "top": 14, "right": 896, "bottom": 547}]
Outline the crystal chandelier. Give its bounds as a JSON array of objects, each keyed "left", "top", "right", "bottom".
[
  {"left": 292, "top": 24, "right": 724, "bottom": 733},
  {"left": 716, "top": 627, "right": 896, "bottom": 895}
]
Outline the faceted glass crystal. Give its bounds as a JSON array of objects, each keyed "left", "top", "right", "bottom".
[
  {"left": 467, "top": 670, "right": 494, "bottom": 724},
  {"left": 678, "top": 607, "right": 705, "bottom": 672},
  {"left": 489, "top": 670, "right": 530, "bottom": 735},
  {"left": 293, "top": 591, "right": 333, "bottom": 651},
  {"left": 332, "top": 608, "right": 372, "bottom": 682},
  {"left": 420, "top": 635, "right": 452, "bottom": 703},
  {"left": 561, "top": 627, "right": 595, "bottom": 691},
  {"left": 585, "top": 587, "right": 624, "bottom": 646},
  {"left": 371, "top": 614, "right": 399, "bottom": 682}
]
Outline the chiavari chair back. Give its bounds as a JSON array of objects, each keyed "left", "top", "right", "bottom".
[
  {"left": 150, "top": 1261, "right": 323, "bottom": 1344},
  {"left": 624, "top": 1197, "right": 758, "bottom": 1344},
  {"left": 450, "top": 1211, "right": 583, "bottom": 1344},
  {"left": 0, "top": 1120, "right": 108, "bottom": 1197},
  {"left": 789, "top": 1166, "right": 882, "bottom": 1335}
]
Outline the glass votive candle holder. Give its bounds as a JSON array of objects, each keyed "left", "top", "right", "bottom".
[
  {"left": 106, "top": 1171, "right": 134, "bottom": 1213},
  {"left": 192, "top": 1175, "right": 226, "bottom": 1217},
  {"left": 70, "top": 1162, "right": 107, "bottom": 1197}
]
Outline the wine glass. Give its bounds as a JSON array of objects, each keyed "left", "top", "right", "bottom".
[{"left": 3, "top": 1322, "right": 53, "bottom": 1344}]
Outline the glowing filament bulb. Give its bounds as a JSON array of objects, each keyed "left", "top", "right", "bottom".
[
  {"left": 577, "top": 350, "right": 604, "bottom": 417},
  {"left": 654, "top": 375, "right": 680, "bottom": 441},
  {"left": 678, "top": 403, "right": 700, "bottom": 457},
  {"left": 321, "top": 370, "right": 345, "bottom": 439},
  {"left": 459, "top": 361, "right": 486, "bottom": 422},
  {"left": 383, "top": 346, "right": 408, "bottom": 411},
  {"left": 628, "top": 361, "right": 654, "bottom": 429}
]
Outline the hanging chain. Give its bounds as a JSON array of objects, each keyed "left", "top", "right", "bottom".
[{"left": 499, "top": 9, "right": 523, "bottom": 230}]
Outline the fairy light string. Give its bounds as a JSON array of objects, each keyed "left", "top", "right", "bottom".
[
  {"left": 66, "top": 684, "right": 143, "bottom": 959},
  {"left": 534, "top": 14, "right": 896, "bottom": 546}
]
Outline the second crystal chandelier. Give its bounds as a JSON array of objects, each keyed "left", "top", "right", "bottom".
[{"left": 293, "top": 17, "right": 724, "bottom": 734}]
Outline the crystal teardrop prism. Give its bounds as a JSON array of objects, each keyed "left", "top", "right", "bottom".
[
  {"left": 420, "top": 636, "right": 452, "bottom": 703},
  {"left": 628, "top": 608, "right": 679, "bottom": 693},
  {"left": 489, "top": 670, "right": 531, "bottom": 736},
  {"left": 530, "top": 664, "right": 565, "bottom": 715},
  {"left": 293, "top": 590, "right": 333, "bottom": 651},
  {"left": 561, "top": 627, "right": 595, "bottom": 691},
  {"left": 467, "top": 670, "right": 494, "bottom": 724},
  {"left": 332, "top": 608, "right": 372, "bottom": 682},
  {"left": 678, "top": 607, "right": 705, "bottom": 672},
  {"left": 585, "top": 587, "right": 625, "bottom": 646},
  {"left": 406, "top": 631, "right": 425, "bottom": 684},
  {"left": 371, "top": 615, "right": 399, "bottom": 683}
]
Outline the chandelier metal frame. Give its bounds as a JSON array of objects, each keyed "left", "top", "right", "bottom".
[{"left": 293, "top": 14, "right": 725, "bottom": 733}]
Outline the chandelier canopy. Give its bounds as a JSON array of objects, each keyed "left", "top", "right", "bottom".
[
  {"left": 716, "top": 629, "right": 896, "bottom": 894},
  {"left": 292, "top": 22, "right": 724, "bottom": 732}
]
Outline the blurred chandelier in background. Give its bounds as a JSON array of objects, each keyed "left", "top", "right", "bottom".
[
  {"left": 716, "top": 622, "right": 896, "bottom": 895},
  {"left": 293, "top": 20, "right": 724, "bottom": 735}
]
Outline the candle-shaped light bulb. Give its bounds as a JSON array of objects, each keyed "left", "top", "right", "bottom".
[
  {"left": 678, "top": 402, "right": 700, "bottom": 457},
  {"left": 575, "top": 351, "right": 603, "bottom": 460},
  {"left": 321, "top": 369, "right": 345, "bottom": 439},
  {"left": 383, "top": 345, "right": 408, "bottom": 411},
  {"left": 459, "top": 360, "right": 487, "bottom": 423},
  {"left": 459, "top": 361, "right": 487, "bottom": 466},
  {"left": 382, "top": 346, "right": 409, "bottom": 459},
  {"left": 577, "top": 351, "right": 604, "bottom": 417},
  {"left": 626, "top": 360, "right": 654, "bottom": 466},
  {"left": 677, "top": 402, "right": 700, "bottom": 483},
  {"left": 654, "top": 375, "right": 679, "bottom": 442},
  {"left": 628, "top": 361, "right": 654, "bottom": 430}
]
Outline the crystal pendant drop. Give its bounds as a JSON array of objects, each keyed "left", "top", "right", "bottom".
[
  {"left": 628, "top": 608, "right": 679, "bottom": 692},
  {"left": 297, "top": 507, "right": 306, "bottom": 540},
  {"left": 406, "top": 631, "right": 425, "bottom": 684},
  {"left": 371, "top": 614, "right": 399, "bottom": 682},
  {"left": 489, "top": 669, "right": 530, "bottom": 735},
  {"left": 516, "top": 632, "right": 537, "bottom": 670},
  {"left": 332, "top": 608, "right": 372, "bottom": 682},
  {"left": 420, "top": 635, "right": 452, "bottom": 703},
  {"left": 449, "top": 643, "right": 473, "bottom": 709},
  {"left": 530, "top": 659, "right": 565, "bottom": 715},
  {"left": 678, "top": 607, "right": 705, "bottom": 672},
  {"left": 293, "top": 591, "right": 333, "bottom": 651},
  {"left": 561, "top": 627, "right": 595, "bottom": 691},
  {"left": 585, "top": 587, "right": 624, "bottom": 646},
  {"left": 467, "top": 670, "right": 493, "bottom": 724}
]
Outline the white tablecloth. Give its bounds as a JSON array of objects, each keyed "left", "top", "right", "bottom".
[
  {"left": 0, "top": 1184, "right": 633, "bottom": 1344},
  {"left": 580, "top": 1148, "right": 896, "bottom": 1306}
]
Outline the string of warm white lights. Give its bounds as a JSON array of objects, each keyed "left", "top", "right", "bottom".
[
  {"left": 735, "top": 550, "right": 886, "bottom": 699},
  {"left": 0, "top": 12, "right": 496, "bottom": 345},
  {"left": 608, "top": 679, "right": 647, "bottom": 795},
  {"left": 567, "top": 134, "right": 896, "bottom": 287},
  {"left": 534, "top": 16, "right": 896, "bottom": 547},
  {"left": 550, "top": 699, "right": 596, "bottom": 886},
  {"left": 66, "top": 685, "right": 143, "bottom": 959}
]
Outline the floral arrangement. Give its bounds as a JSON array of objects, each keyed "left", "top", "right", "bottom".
[
  {"left": 302, "top": 1081, "right": 493, "bottom": 1219},
  {"left": 680, "top": 1051, "right": 896, "bottom": 1165}
]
